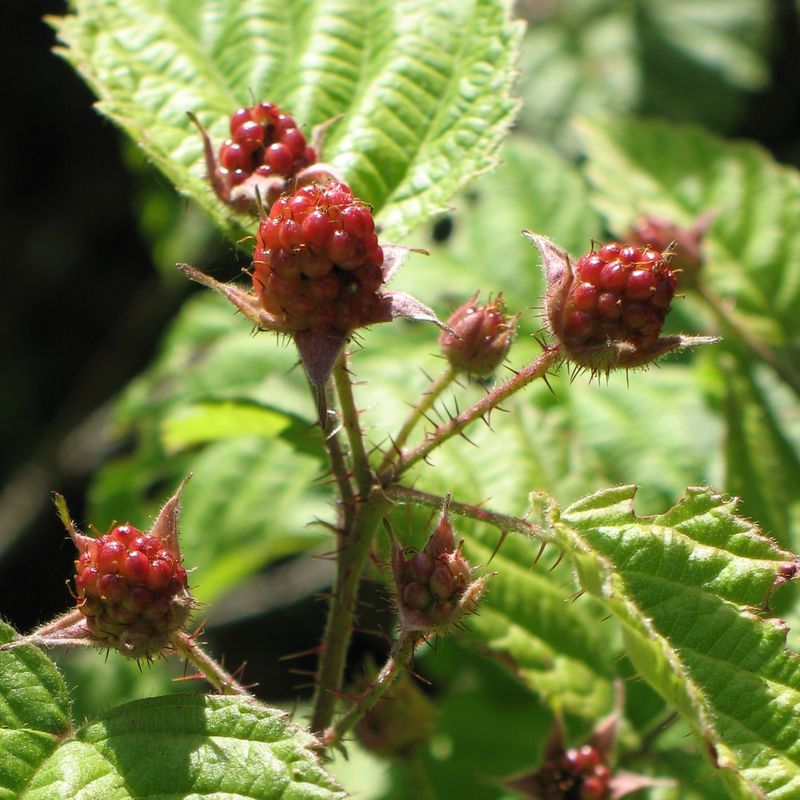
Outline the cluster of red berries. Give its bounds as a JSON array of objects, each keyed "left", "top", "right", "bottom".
[
  {"left": 559, "top": 745, "right": 611, "bottom": 799},
  {"left": 74, "top": 524, "right": 191, "bottom": 658},
  {"left": 217, "top": 102, "right": 316, "bottom": 191},
  {"left": 252, "top": 181, "right": 386, "bottom": 332},
  {"left": 561, "top": 243, "right": 676, "bottom": 349}
]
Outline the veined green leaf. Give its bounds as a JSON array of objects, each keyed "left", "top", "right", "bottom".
[
  {"left": 19, "top": 695, "right": 345, "bottom": 800},
  {"left": 718, "top": 357, "right": 800, "bottom": 551},
  {"left": 52, "top": 0, "right": 522, "bottom": 240},
  {"left": 548, "top": 485, "right": 800, "bottom": 797},
  {"left": 0, "top": 624, "right": 71, "bottom": 800},
  {"left": 162, "top": 399, "right": 325, "bottom": 461},
  {"left": 577, "top": 115, "right": 800, "bottom": 346}
]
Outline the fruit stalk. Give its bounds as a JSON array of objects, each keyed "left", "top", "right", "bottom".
[
  {"left": 382, "top": 346, "right": 561, "bottom": 482},
  {"left": 322, "top": 633, "right": 417, "bottom": 748},
  {"left": 332, "top": 352, "right": 373, "bottom": 496},
  {"left": 171, "top": 630, "right": 250, "bottom": 695},
  {"left": 378, "top": 365, "right": 458, "bottom": 473},
  {"left": 311, "top": 489, "right": 392, "bottom": 733}
]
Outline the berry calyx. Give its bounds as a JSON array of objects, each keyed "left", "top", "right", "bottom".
[
  {"left": 252, "top": 181, "right": 387, "bottom": 333},
  {"left": 439, "top": 293, "right": 517, "bottom": 376},
  {"left": 72, "top": 523, "right": 192, "bottom": 659}
]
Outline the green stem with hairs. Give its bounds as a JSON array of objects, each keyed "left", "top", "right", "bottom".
[
  {"left": 378, "top": 365, "right": 458, "bottom": 473},
  {"left": 310, "top": 489, "right": 392, "bottom": 733},
  {"left": 323, "top": 634, "right": 417, "bottom": 748},
  {"left": 696, "top": 279, "right": 800, "bottom": 398},
  {"left": 381, "top": 346, "right": 561, "bottom": 483},
  {"left": 171, "top": 630, "right": 250, "bottom": 696},
  {"left": 333, "top": 351, "right": 373, "bottom": 496}
]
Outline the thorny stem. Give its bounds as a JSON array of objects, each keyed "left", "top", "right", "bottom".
[
  {"left": 333, "top": 351, "right": 373, "bottom": 496},
  {"left": 171, "top": 630, "right": 250, "bottom": 696},
  {"left": 381, "top": 346, "right": 561, "bottom": 483},
  {"left": 378, "top": 365, "right": 458, "bottom": 473},
  {"left": 386, "top": 485, "right": 552, "bottom": 544},
  {"left": 696, "top": 279, "right": 800, "bottom": 398},
  {"left": 323, "top": 634, "right": 417, "bottom": 748},
  {"left": 309, "top": 378, "right": 356, "bottom": 529},
  {"left": 311, "top": 489, "right": 392, "bottom": 733}
]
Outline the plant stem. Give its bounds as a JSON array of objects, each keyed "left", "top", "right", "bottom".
[
  {"left": 381, "top": 346, "right": 561, "bottom": 483},
  {"left": 171, "top": 630, "right": 250, "bottom": 695},
  {"left": 323, "top": 634, "right": 417, "bottom": 747},
  {"left": 696, "top": 279, "right": 800, "bottom": 398},
  {"left": 309, "top": 378, "right": 356, "bottom": 529},
  {"left": 386, "top": 485, "right": 551, "bottom": 543},
  {"left": 333, "top": 351, "right": 373, "bottom": 496},
  {"left": 378, "top": 365, "right": 458, "bottom": 473},
  {"left": 311, "top": 489, "right": 391, "bottom": 733}
]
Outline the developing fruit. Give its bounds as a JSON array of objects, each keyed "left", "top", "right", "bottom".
[
  {"left": 392, "top": 497, "right": 490, "bottom": 634},
  {"left": 439, "top": 293, "right": 517, "bottom": 376},
  {"left": 558, "top": 243, "right": 676, "bottom": 351},
  {"left": 190, "top": 101, "right": 320, "bottom": 210},
  {"left": 252, "top": 181, "right": 387, "bottom": 333},
  {"left": 72, "top": 523, "right": 192, "bottom": 659},
  {"left": 523, "top": 232, "right": 715, "bottom": 372}
]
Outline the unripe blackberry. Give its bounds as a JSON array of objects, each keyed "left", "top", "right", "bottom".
[
  {"left": 439, "top": 293, "right": 517, "bottom": 376},
  {"left": 391, "top": 498, "right": 489, "bottom": 634},
  {"left": 558, "top": 243, "right": 676, "bottom": 352},
  {"left": 523, "top": 232, "right": 717, "bottom": 373},
  {"left": 252, "top": 181, "right": 387, "bottom": 333},
  {"left": 72, "top": 524, "right": 192, "bottom": 659},
  {"left": 189, "top": 101, "right": 323, "bottom": 211},
  {"left": 219, "top": 102, "right": 315, "bottom": 191}
]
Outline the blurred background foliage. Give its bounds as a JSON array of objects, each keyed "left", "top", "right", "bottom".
[{"left": 3, "top": 1, "right": 800, "bottom": 797}]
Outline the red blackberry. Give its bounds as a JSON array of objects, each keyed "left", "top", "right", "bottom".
[
  {"left": 559, "top": 243, "right": 677, "bottom": 351},
  {"left": 218, "top": 102, "right": 316, "bottom": 190},
  {"left": 252, "top": 181, "right": 386, "bottom": 333},
  {"left": 73, "top": 524, "right": 192, "bottom": 659},
  {"left": 190, "top": 101, "right": 319, "bottom": 210}
]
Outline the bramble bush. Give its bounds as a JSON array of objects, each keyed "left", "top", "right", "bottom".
[{"left": 4, "top": 2, "right": 800, "bottom": 799}]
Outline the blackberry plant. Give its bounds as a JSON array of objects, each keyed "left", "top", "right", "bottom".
[{"left": 4, "top": 2, "right": 800, "bottom": 799}]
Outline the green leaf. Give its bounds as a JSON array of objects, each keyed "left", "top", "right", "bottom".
[
  {"left": 88, "top": 293, "right": 332, "bottom": 606},
  {"left": 636, "top": 0, "right": 771, "bottom": 129},
  {"left": 517, "top": 0, "right": 769, "bottom": 144},
  {"left": 460, "top": 530, "right": 616, "bottom": 721},
  {"left": 52, "top": 0, "right": 523, "bottom": 240},
  {"left": 578, "top": 115, "right": 800, "bottom": 346},
  {"left": 717, "top": 358, "right": 800, "bottom": 550},
  {"left": 549, "top": 485, "right": 800, "bottom": 797},
  {"left": 0, "top": 623, "right": 71, "bottom": 800},
  {"left": 20, "top": 695, "right": 345, "bottom": 799},
  {"left": 162, "top": 399, "right": 325, "bottom": 461},
  {"left": 393, "top": 136, "right": 601, "bottom": 325},
  {"left": 518, "top": 0, "right": 639, "bottom": 145}
]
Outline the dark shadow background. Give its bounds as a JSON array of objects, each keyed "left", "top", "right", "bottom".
[{"left": 2, "top": 0, "right": 800, "bottom": 702}]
